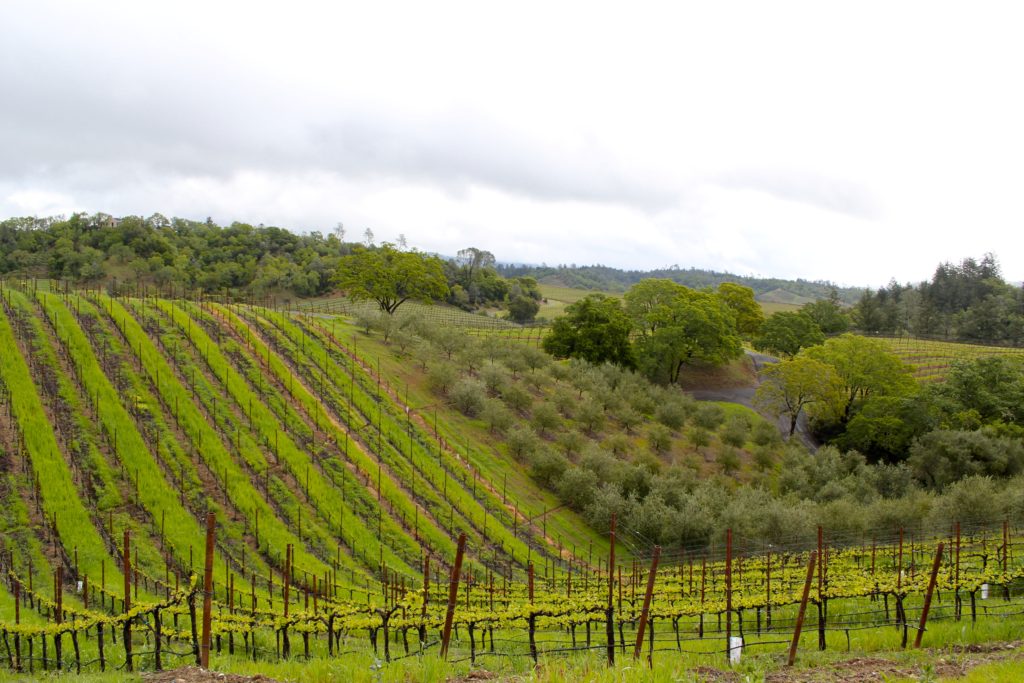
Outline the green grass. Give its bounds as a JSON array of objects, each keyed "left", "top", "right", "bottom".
[
  {"left": 158, "top": 299, "right": 397, "bottom": 578},
  {"left": 0, "top": 289, "right": 119, "bottom": 586}
]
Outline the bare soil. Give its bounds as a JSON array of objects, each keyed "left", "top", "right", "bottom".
[{"left": 143, "top": 667, "right": 280, "bottom": 683}]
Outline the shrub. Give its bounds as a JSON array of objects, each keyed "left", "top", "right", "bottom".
[
  {"left": 693, "top": 404, "right": 726, "bottom": 430},
  {"left": 614, "top": 405, "right": 643, "bottom": 434},
  {"left": 717, "top": 447, "right": 741, "bottom": 475},
  {"left": 576, "top": 397, "right": 606, "bottom": 435},
  {"left": 720, "top": 415, "right": 750, "bottom": 448},
  {"left": 604, "top": 433, "right": 631, "bottom": 457},
  {"left": 532, "top": 403, "right": 561, "bottom": 436},
  {"left": 506, "top": 425, "right": 539, "bottom": 461},
  {"left": 648, "top": 424, "right": 673, "bottom": 454},
  {"left": 752, "top": 445, "right": 776, "bottom": 471},
  {"left": 529, "top": 446, "right": 568, "bottom": 487},
  {"left": 480, "top": 398, "right": 514, "bottom": 433},
  {"left": 656, "top": 401, "right": 688, "bottom": 431},
  {"left": 480, "top": 364, "right": 509, "bottom": 396},
  {"left": 449, "top": 378, "right": 486, "bottom": 417},
  {"left": 556, "top": 429, "right": 586, "bottom": 458},
  {"left": 688, "top": 426, "right": 711, "bottom": 450},
  {"left": 426, "top": 363, "right": 458, "bottom": 395},
  {"left": 552, "top": 388, "right": 577, "bottom": 418},
  {"left": 751, "top": 420, "right": 781, "bottom": 446},
  {"left": 556, "top": 468, "right": 600, "bottom": 511},
  {"left": 501, "top": 383, "right": 533, "bottom": 413}
]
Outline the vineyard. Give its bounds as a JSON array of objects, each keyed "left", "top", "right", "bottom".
[
  {"left": 875, "top": 335, "right": 1024, "bottom": 382},
  {"left": 1, "top": 283, "right": 1024, "bottom": 680}
]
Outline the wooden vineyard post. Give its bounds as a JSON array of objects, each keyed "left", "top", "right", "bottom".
[
  {"left": 817, "top": 526, "right": 825, "bottom": 651},
  {"left": 606, "top": 514, "right": 616, "bottom": 666},
  {"left": 726, "top": 528, "right": 733, "bottom": 664},
  {"left": 123, "top": 529, "right": 132, "bottom": 672},
  {"left": 528, "top": 562, "right": 537, "bottom": 663},
  {"left": 440, "top": 533, "right": 466, "bottom": 660},
  {"left": 914, "top": 542, "right": 945, "bottom": 649},
  {"left": 633, "top": 545, "right": 661, "bottom": 666},
  {"left": 200, "top": 512, "right": 215, "bottom": 668},
  {"left": 955, "top": 522, "right": 962, "bottom": 621},
  {"left": 787, "top": 550, "right": 817, "bottom": 666},
  {"left": 14, "top": 578, "right": 20, "bottom": 672},
  {"left": 54, "top": 566, "right": 62, "bottom": 670}
]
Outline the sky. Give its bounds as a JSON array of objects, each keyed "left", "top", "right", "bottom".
[{"left": 2, "top": 1, "right": 1023, "bottom": 288}]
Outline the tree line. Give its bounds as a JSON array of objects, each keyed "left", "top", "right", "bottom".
[
  {"left": 849, "top": 253, "right": 1024, "bottom": 345},
  {"left": 0, "top": 214, "right": 543, "bottom": 321}
]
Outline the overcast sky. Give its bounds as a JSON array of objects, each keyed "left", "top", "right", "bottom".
[{"left": 2, "top": 1, "right": 1023, "bottom": 288}]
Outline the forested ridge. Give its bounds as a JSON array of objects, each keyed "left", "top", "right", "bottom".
[{"left": 1, "top": 212, "right": 855, "bottom": 306}]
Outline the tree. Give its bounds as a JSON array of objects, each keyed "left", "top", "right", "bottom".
[
  {"left": 334, "top": 243, "right": 448, "bottom": 315},
  {"left": 507, "top": 295, "right": 540, "bottom": 323},
  {"left": 754, "top": 311, "right": 824, "bottom": 358},
  {"left": 754, "top": 356, "right": 845, "bottom": 437},
  {"left": 627, "top": 284, "right": 742, "bottom": 384},
  {"left": 934, "top": 356, "right": 1024, "bottom": 425},
  {"left": 801, "top": 289, "right": 849, "bottom": 333},
  {"left": 542, "top": 294, "right": 635, "bottom": 367},
  {"left": 908, "top": 429, "right": 1024, "bottom": 489},
  {"left": 717, "top": 282, "right": 765, "bottom": 336},
  {"left": 802, "top": 334, "right": 916, "bottom": 425}
]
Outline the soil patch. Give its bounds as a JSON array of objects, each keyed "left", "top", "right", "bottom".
[{"left": 143, "top": 667, "right": 281, "bottom": 683}]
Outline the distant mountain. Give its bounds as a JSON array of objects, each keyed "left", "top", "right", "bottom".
[{"left": 496, "top": 263, "right": 862, "bottom": 304}]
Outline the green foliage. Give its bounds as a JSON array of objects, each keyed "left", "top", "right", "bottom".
[
  {"left": 803, "top": 333, "right": 916, "bottom": 425},
  {"left": 754, "top": 356, "right": 845, "bottom": 437},
  {"left": 505, "top": 425, "right": 539, "bottom": 461},
  {"left": 542, "top": 293, "right": 635, "bottom": 367},
  {"left": 556, "top": 468, "right": 599, "bottom": 511},
  {"left": 575, "top": 397, "right": 606, "bottom": 435},
  {"left": 716, "top": 446, "right": 741, "bottom": 475},
  {"left": 500, "top": 382, "right": 533, "bottom": 413},
  {"left": 717, "top": 282, "right": 765, "bottom": 336},
  {"left": 688, "top": 426, "right": 711, "bottom": 449},
  {"left": 507, "top": 294, "right": 540, "bottom": 323},
  {"left": 529, "top": 446, "right": 569, "bottom": 487},
  {"left": 751, "top": 419, "right": 782, "bottom": 447},
  {"left": 531, "top": 402, "right": 561, "bottom": 436},
  {"left": 647, "top": 424, "right": 673, "bottom": 453},
  {"left": 908, "top": 429, "right": 1024, "bottom": 489},
  {"left": 719, "top": 414, "right": 750, "bottom": 448},
  {"left": 449, "top": 378, "right": 487, "bottom": 417},
  {"left": 801, "top": 290, "right": 849, "bottom": 333},
  {"left": 655, "top": 400, "right": 689, "bottom": 431},
  {"left": 626, "top": 280, "right": 743, "bottom": 384},
  {"left": 555, "top": 429, "right": 586, "bottom": 457},
  {"left": 335, "top": 243, "right": 449, "bottom": 315},
  {"left": 935, "top": 355, "right": 1024, "bottom": 425},
  {"left": 692, "top": 403, "right": 726, "bottom": 430},
  {"left": 426, "top": 362, "right": 458, "bottom": 395},
  {"left": 754, "top": 311, "right": 825, "bottom": 357},
  {"left": 480, "top": 398, "right": 514, "bottom": 433}
]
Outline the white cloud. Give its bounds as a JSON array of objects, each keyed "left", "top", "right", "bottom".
[{"left": 2, "top": 0, "right": 1024, "bottom": 287}]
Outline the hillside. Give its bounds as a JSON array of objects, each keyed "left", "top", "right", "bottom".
[{"left": 498, "top": 263, "right": 863, "bottom": 304}]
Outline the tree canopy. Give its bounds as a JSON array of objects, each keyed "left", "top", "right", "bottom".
[
  {"left": 626, "top": 281, "right": 743, "bottom": 384},
  {"left": 717, "top": 282, "right": 764, "bottom": 337},
  {"left": 754, "top": 311, "right": 825, "bottom": 357},
  {"left": 802, "top": 334, "right": 916, "bottom": 425},
  {"left": 334, "top": 243, "right": 448, "bottom": 315},
  {"left": 542, "top": 294, "right": 635, "bottom": 367},
  {"left": 754, "top": 356, "right": 844, "bottom": 437}
]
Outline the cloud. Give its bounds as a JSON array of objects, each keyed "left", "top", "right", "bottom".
[{"left": 2, "top": 1, "right": 1024, "bottom": 289}]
